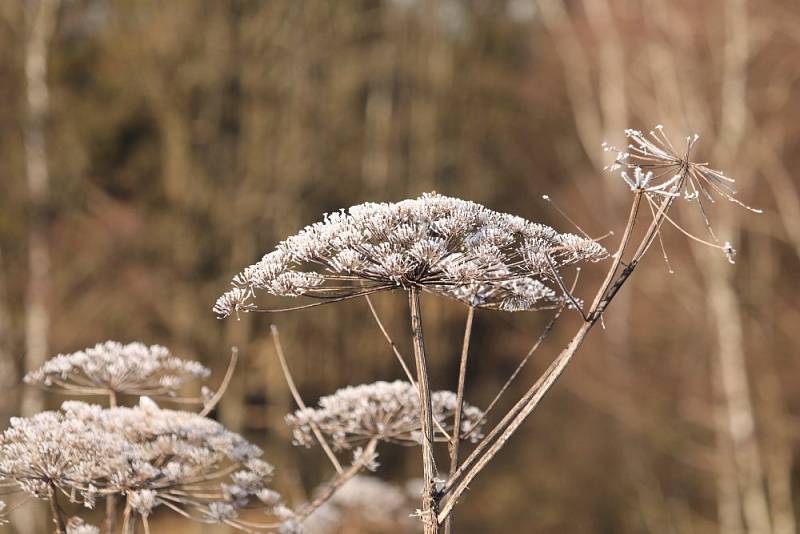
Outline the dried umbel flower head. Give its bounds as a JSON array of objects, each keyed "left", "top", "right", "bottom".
[
  {"left": 0, "top": 399, "right": 285, "bottom": 531},
  {"left": 24, "top": 341, "right": 210, "bottom": 398},
  {"left": 0, "top": 409, "right": 133, "bottom": 506},
  {"left": 603, "top": 126, "right": 762, "bottom": 210},
  {"left": 286, "top": 381, "right": 484, "bottom": 450},
  {"left": 215, "top": 193, "right": 607, "bottom": 316},
  {"left": 61, "top": 398, "right": 283, "bottom": 527},
  {"left": 603, "top": 126, "right": 760, "bottom": 262}
]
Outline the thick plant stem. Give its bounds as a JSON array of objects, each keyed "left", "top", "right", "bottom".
[
  {"left": 106, "top": 392, "right": 118, "bottom": 533},
  {"left": 443, "top": 306, "right": 474, "bottom": 534},
  {"left": 105, "top": 488, "right": 117, "bottom": 534},
  {"left": 47, "top": 484, "right": 66, "bottom": 534},
  {"left": 409, "top": 287, "right": 440, "bottom": 534},
  {"left": 121, "top": 500, "right": 133, "bottom": 534}
]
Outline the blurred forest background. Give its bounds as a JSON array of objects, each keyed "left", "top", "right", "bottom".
[{"left": 1, "top": 0, "right": 800, "bottom": 532}]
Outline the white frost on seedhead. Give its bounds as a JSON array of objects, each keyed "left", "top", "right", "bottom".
[
  {"left": 0, "top": 398, "right": 285, "bottom": 531},
  {"left": 215, "top": 193, "right": 607, "bottom": 316},
  {"left": 24, "top": 341, "right": 210, "bottom": 398},
  {"left": 286, "top": 380, "right": 484, "bottom": 450}
]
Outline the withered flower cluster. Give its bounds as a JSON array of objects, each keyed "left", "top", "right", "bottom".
[
  {"left": 24, "top": 341, "right": 210, "bottom": 399},
  {"left": 215, "top": 193, "right": 607, "bottom": 316},
  {"left": 286, "top": 381, "right": 484, "bottom": 450},
  {"left": 1, "top": 344, "right": 287, "bottom": 532}
]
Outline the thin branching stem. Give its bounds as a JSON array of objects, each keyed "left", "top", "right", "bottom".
[
  {"left": 270, "top": 325, "right": 343, "bottom": 474},
  {"left": 198, "top": 347, "right": 239, "bottom": 417},
  {"left": 294, "top": 437, "right": 379, "bottom": 522},
  {"left": 545, "top": 253, "right": 587, "bottom": 321},
  {"left": 443, "top": 306, "right": 474, "bottom": 534},
  {"left": 365, "top": 294, "right": 417, "bottom": 384}
]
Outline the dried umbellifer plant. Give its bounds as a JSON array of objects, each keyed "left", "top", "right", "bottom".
[
  {"left": 0, "top": 126, "right": 758, "bottom": 534},
  {"left": 215, "top": 127, "right": 758, "bottom": 533}
]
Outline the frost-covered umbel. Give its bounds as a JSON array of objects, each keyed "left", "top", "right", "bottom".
[
  {"left": 214, "top": 193, "right": 607, "bottom": 316},
  {"left": 24, "top": 341, "right": 210, "bottom": 398},
  {"left": 603, "top": 126, "right": 760, "bottom": 212},
  {"left": 0, "top": 398, "right": 285, "bottom": 531},
  {"left": 286, "top": 381, "right": 484, "bottom": 450}
]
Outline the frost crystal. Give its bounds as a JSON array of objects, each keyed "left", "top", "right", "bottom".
[
  {"left": 215, "top": 193, "right": 607, "bottom": 316},
  {"left": 24, "top": 341, "right": 210, "bottom": 398},
  {"left": 286, "top": 381, "right": 484, "bottom": 450}
]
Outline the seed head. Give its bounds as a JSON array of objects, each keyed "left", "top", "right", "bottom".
[
  {"left": 24, "top": 341, "right": 210, "bottom": 398},
  {"left": 215, "top": 193, "right": 607, "bottom": 316},
  {"left": 286, "top": 381, "right": 484, "bottom": 450}
]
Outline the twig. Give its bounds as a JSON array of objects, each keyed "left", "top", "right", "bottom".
[
  {"left": 252, "top": 285, "right": 394, "bottom": 313},
  {"left": 408, "top": 287, "right": 440, "bottom": 534},
  {"left": 294, "top": 438, "right": 379, "bottom": 522},
  {"left": 199, "top": 347, "right": 239, "bottom": 417},
  {"left": 270, "top": 325, "right": 343, "bottom": 474},
  {"left": 365, "top": 294, "right": 417, "bottom": 384},
  {"left": 443, "top": 306, "right": 474, "bottom": 534},
  {"left": 545, "top": 253, "right": 587, "bottom": 321}
]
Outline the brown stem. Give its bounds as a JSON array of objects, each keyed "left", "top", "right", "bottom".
[
  {"left": 105, "top": 495, "right": 117, "bottom": 534},
  {"left": 198, "top": 347, "right": 239, "bottom": 417},
  {"left": 409, "top": 287, "right": 440, "bottom": 534},
  {"left": 271, "top": 325, "right": 343, "bottom": 474},
  {"left": 443, "top": 306, "right": 474, "bottom": 534},
  {"left": 294, "top": 438, "right": 379, "bottom": 522},
  {"left": 121, "top": 500, "right": 133, "bottom": 534},
  {"left": 106, "top": 392, "right": 118, "bottom": 533},
  {"left": 47, "top": 483, "right": 66, "bottom": 534}
]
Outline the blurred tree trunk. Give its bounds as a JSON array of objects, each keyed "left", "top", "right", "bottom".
[
  {"left": 752, "top": 236, "right": 797, "bottom": 534},
  {"left": 707, "top": 236, "right": 771, "bottom": 534},
  {"left": 706, "top": 3, "right": 772, "bottom": 532},
  {"left": 361, "top": 10, "right": 395, "bottom": 190},
  {"left": 408, "top": 0, "right": 450, "bottom": 192},
  {"left": 0, "top": 249, "right": 17, "bottom": 425},
  {"left": 18, "top": 2, "right": 59, "bottom": 533},
  {"left": 21, "top": 0, "right": 58, "bottom": 419}
]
